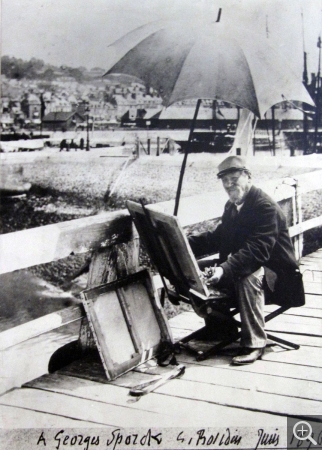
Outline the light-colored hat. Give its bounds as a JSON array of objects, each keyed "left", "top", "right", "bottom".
[{"left": 217, "top": 155, "right": 249, "bottom": 178}]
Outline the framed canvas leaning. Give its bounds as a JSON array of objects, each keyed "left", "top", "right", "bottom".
[{"left": 81, "top": 269, "right": 173, "bottom": 381}]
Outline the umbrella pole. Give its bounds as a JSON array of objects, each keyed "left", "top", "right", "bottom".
[{"left": 173, "top": 99, "right": 202, "bottom": 216}]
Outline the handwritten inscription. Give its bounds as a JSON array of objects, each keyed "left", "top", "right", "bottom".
[
  {"left": 35, "top": 427, "right": 282, "bottom": 449},
  {"left": 177, "top": 428, "right": 242, "bottom": 446},
  {"left": 255, "top": 429, "right": 279, "bottom": 450},
  {"left": 290, "top": 430, "right": 322, "bottom": 449},
  {"left": 37, "top": 430, "right": 100, "bottom": 450},
  {"left": 106, "top": 428, "right": 162, "bottom": 450}
]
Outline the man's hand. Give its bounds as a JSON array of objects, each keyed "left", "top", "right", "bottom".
[{"left": 202, "top": 266, "right": 224, "bottom": 286}]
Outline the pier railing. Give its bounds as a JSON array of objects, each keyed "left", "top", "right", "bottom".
[{"left": 1, "top": 169, "right": 322, "bottom": 392}]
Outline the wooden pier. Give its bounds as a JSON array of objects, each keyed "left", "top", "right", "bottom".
[
  {"left": 0, "top": 170, "right": 321, "bottom": 434},
  {"left": 0, "top": 250, "right": 321, "bottom": 429}
]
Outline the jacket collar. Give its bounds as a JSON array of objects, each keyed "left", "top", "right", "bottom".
[{"left": 236, "top": 185, "right": 256, "bottom": 213}]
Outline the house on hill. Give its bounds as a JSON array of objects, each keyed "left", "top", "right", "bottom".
[
  {"left": 42, "top": 111, "right": 85, "bottom": 131},
  {"left": 21, "top": 93, "right": 41, "bottom": 120}
]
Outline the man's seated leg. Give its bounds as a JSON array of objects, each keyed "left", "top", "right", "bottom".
[
  {"left": 203, "top": 302, "right": 239, "bottom": 341},
  {"left": 232, "top": 267, "right": 267, "bottom": 365},
  {"left": 200, "top": 277, "right": 239, "bottom": 341}
]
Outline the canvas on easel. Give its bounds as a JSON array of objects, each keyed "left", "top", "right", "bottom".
[
  {"left": 127, "top": 200, "right": 212, "bottom": 299},
  {"left": 81, "top": 269, "right": 173, "bottom": 381}
]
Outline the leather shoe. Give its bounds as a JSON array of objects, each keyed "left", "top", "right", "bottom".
[{"left": 231, "top": 347, "right": 264, "bottom": 365}]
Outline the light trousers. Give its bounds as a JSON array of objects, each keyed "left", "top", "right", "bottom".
[{"left": 234, "top": 267, "right": 267, "bottom": 348}]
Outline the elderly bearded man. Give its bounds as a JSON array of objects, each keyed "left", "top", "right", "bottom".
[{"left": 188, "top": 156, "right": 305, "bottom": 365}]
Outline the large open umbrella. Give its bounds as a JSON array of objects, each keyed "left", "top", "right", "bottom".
[{"left": 104, "top": 17, "right": 314, "bottom": 214}]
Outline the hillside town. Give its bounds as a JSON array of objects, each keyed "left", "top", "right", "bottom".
[
  {"left": 1, "top": 56, "right": 164, "bottom": 133},
  {"left": 1, "top": 55, "right": 321, "bottom": 134},
  {"left": 1, "top": 55, "right": 322, "bottom": 157}
]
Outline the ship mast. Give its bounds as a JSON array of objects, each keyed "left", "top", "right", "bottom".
[
  {"left": 301, "top": 9, "right": 309, "bottom": 154},
  {"left": 314, "top": 35, "right": 321, "bottom": 152}
]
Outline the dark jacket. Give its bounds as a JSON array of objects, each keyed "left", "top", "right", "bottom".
[{"left": 189, "top": 185, "right": 305, "bottom": 307}]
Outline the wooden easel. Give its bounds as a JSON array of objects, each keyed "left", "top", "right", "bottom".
[{"left": 127, "top": 200, "right": 241, "bottom": 360}]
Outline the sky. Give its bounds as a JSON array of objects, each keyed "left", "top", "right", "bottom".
[{"left": 2, "top": 0, "right": 322, "bottom": 78}]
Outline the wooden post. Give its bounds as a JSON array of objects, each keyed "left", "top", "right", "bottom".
[
  {"left": 292, "top": 194, "right": 299, "bottom": 260},
  {"left": 272, "top": 106, "right": 276, "bottom": 156},
  {"left": 294, "top": 181, "right": 303, "bottom": 259},
  {"left": 79, "top": 224, "right": 140, "bottom": 353},
  {"left": 314, "top": 38, "right": 321, "bottom": 153},
  {"left": 147, "top": 138, "right": 151, "bottom": 155},
  {"left": 157, "top": 136, "right": 160, "bottom": 156},
  {"left": 135, "top": 135, "right": 140, "bottom": 158},
  {"left": 252, "top": 117, "right": 256, "bottom": 156},
  {"left": 174, "top": 99, "right": 202, "bottom": 216}
]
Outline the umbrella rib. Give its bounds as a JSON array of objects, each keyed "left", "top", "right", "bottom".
[
  {"left": 165, "top": 37, "right": 204, "bottom": 107},
  {"left": 237, "top": 46, "right": 261, "bottom": 118},
  {"left": 104, "top": 20, "right": 166, "bottom": 76}
]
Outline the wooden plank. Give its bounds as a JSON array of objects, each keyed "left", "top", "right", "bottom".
[
  {"left": 304, "top": 294, "right": 322, "bottom": 308},
  {"left": 265, "top": 304, "right": 322, "bottom": 317},
  {"left": 56, "top": 350, "right": 321, "bottom": 422},
  {"left": 301, "top": 255, "right": 322, "bottom": 271},
  {"left": 291, "top": 169, "right": 322, "bottom": 195},
  {"left": 0, "top": 210, "right": 133, "bottom": 274},
  {"left": 0, "top": 305, "right": 83, "bottom": 350},
  {"left": 205, "top": 343, "right": 322, "bottom": 369},
  {"left": 302, "top": 271, "right": 322, "bottom": 281},
  {"left": 302, "top": 253, "right": 321, "bottom": 261},
  {"left": 0, "top": 321, "right": 80, "bottom": 395},
  {"left": 303, "top": 278, "right": 322, "bottom": 285},
  {"left": 22, "top": 373, "right": 285, "bottom": 426},
  {"left": 302, "top": 270, "right": 322, "bottom": 280},
  {"left": 58, "top": 352, "right": 109, "bottom": 383},
  {"left": 168, "top": 312, "right": 322, "bottom": 368},
  {"left": 302, "top": 268, "right": 322, "bottom": 276},
  {"left": 302, "top": 253, "right": 322, "bottom": 260},
  {"left": 176, "top": 362, "right": 322, "bottom": 402},
  {"left": 303, "top": 282, "right": 322, "bottom": 295},
  {"left": 0, "top": 387, "right": 175, "bottom": 427},
  {"left": 261, "top": 344, "right": 322, "bottom": 367},
  {"left": 301, "top": 269, "right": 322, "bottom": 279},
  {"left": 58, "top": 352, "right": 188, "bottom": 386},
  {"left": 171, "top": 326, "right": 201, "bottom": 342},
  {"left": 301, "top": 258, "right": 322, "bottom": 268},
  {"left": 265, "top": 332, "right": 322, "bottom": 347},
  {"left": 0, "top": 404, "right": 104, "bottom": 428},
  {"left": 266, "top": 307, "right": 322, "bottom": 319},
  {"left": 175, "top": 329, "right": 321, "bottom": 349},
  {"left": 176, "top": 351, "right": 322, "bottom": 383},
  {"left": 265, "top": 314, "right": 322, "bottom": 337},
  {"left": 169, "top": 311, "right": 204, "bottom": 330},
  {"left": 300, "top": 265, "right": 322, "bottom": 274},
  {"left": 137, "top": 352, "right": 322, "bottom": 396},
  {"left": 169, "top": 309, "right": 322, "bottom": 338},
  {"left": 178, "top": 328, "right": 321, "bottom": 348},
  {"left": 26, "top": 372, "right": 172, "bottom": 409},
  {"left": 289, "top": 215, "right": 322, "bottom": 237},
  {"left": 156, "top": 377, "right": 322, "bottom": 420}
]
